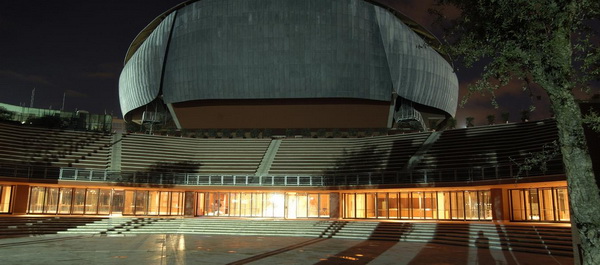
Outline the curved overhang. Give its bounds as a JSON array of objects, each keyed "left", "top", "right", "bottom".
[{"left": 124, "top": 0, "right": 449, "bottom": 65}]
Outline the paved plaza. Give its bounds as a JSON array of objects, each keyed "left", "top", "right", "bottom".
[{"left": 0, "top": 234, "right": 573, "bottom": 265}]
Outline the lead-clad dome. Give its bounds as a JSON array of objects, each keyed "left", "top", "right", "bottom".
[{"left": 119, "top": 0, "right": 458, "bottom": 130}]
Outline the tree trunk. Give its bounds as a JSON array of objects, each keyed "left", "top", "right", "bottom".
[{"left": 547, "top": 87, "right": 600, "bottom": 265}]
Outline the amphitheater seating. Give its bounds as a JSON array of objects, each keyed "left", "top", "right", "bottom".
[
  {"left": 412, "top": 120, "right": 562, "bottom": 176},
  {"left": 0, "top": 123, "right": 112, "bottom": 170},
  {"left": 120, "top": 134, "right": 271, "bottom": 175},
  {"left": 0, "top": 119, "right": 566, "bottom": 180},
  {"left": 268, "top": 132, "right": 431, "bottom": 175}
]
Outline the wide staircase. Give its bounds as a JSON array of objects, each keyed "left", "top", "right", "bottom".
[
  {"left": 332, "top": 221, "right": 573, "bottom": 256},
  {"left": 58, "top": 218, "right": 572, "bottom": 256},
  {"left": 59, "top": 218, "right": 337, "bottom": 238},
  {"left": 0, "top": 216, "right": 105, "bottom": 238}
]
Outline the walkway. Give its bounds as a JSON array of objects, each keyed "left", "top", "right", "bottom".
[{"left": 0, "top": 234, "right": 572, "bottom": 265}]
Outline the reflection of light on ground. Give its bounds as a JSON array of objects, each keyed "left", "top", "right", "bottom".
[
  {"left": 337, "top": 256, "right": 359, "bottom": 261},
  {"left": 178, "top": 235, "right": 185, "bottom": 251}
]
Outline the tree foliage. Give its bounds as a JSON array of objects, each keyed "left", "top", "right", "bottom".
[
  {"left": 432, "top": 1, "right": 600, "bottom": 264},
  {"left": 0, "top": 107, "right": 14, "bottom": 121},
  {"left": 433, "top": 0, "right": 600, "bottom": 103}
]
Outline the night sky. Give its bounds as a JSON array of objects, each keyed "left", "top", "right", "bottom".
[{"left": 1, "top": 0, "right": 595, "bottom": 126}]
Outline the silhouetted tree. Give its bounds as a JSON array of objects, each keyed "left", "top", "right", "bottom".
[
  {"left": 466, "top": 117, "right": 474, "bottom": 127},
  {"left": 520, "top": 109, "right": 530, "bottom": 122},
  {"left": 501, "top": 112, "right": 510, "bottom": 124},
  {"left": 446, "top": 117, "right": 456, "bottom": 129},
  {"left": 0, "top": 107, "right": 14, "bottom": 121},
  {"left": 486, "top": 114, "right": 495, "bottom": 125},
  {"left": 432, "top": 0, "right": 600, "bottom": 263}
]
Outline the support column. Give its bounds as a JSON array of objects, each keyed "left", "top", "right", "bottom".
[
  {"left": 329, "top": 192, "right": 340, "bottom": 219},
  {"left": 12, "top": 185, "right": 30, "bottom": 215},
  {"left": 184, "top": 191, "right": 195, "bottom": 217},
  {"left": 490, "top": 188, "right": 508, "bottom": 222}
]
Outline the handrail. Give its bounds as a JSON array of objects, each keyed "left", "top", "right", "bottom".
[{"left": 0, "top": 162, "right": 565, "bottom": 187}]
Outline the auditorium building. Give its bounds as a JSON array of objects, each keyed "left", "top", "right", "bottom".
[{"left": 0, "top": 0, "right": 583, "bottom": 224}]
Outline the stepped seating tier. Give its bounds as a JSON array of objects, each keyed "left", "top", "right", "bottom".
[
  {"left": 0, "top": 123, "right": 112, "bottom": 170},
  {"left": 269, "top": 132, "right": 431, "bottom": 175},
  {"left": 413, "top": 120, "right": 562, "bottom": 173},
  {"left": 119, "top": 134, "right": 271, "bottom": 174}
]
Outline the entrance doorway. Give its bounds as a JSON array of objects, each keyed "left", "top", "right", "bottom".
[{"left": 195, "top": 192, "right": 329, "bottom": 219}]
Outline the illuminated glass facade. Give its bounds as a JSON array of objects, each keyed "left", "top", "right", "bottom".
[
  {"left": 27, "top": 187, "right": 184, "bottom": 216},
  {"left": 343, "top": 190, "right": 492, "bottom": 220},
  {"left": 509, "top": 187, "right": 570, "bottom": 222}
]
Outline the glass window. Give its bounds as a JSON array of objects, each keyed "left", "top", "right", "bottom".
[
  {"left": 29, "top": 186, "right": 46, "bottom": 214},
  {"left": 451, "top": 192, "right": 464, "bottom": 220},
  {"left": 412, "top": 192, "right": 424, "bottom": 219},
  {"left": 98, "top": 189, "right": 112, "bottom": 215},
  {"left": 399, "top": 192, "right": 410, "bottom": 219},
  {"left": 252, "top": 193, "right": 263, "bottom": 217},
  {"left": 44, "top": 188, "right": 59, "bottom": 214},
  {"left": 171, "top": 192, "right": 183, "bottom": 215},
  {"left": 85, "top": 189, "right": 99, "bottom": 214},
  {"left": 510, "top": 190, "right": 525, "bottom": 220},
  {"left": 72, "top": 188, "right": 86, "bottom": 214},
  {"left": 437, "top": 191, "right": 450, "bottom": 220},
  {"left": 148, "top": 191, "right": 160, "bottom": 215},
  {"left": 377, "top": 193, "right": 387, "bottom": 219},
  {"left": 196, "top": 192, "right": 205, "bottom": 216},
  {"left": 424, "top": 192, "right": 436, "bottom": 219},
  {"left": 240, "top": 193, "right": 252, "bottom": 217},
  {"left": 135, "top": 191, "right": 148, "bottom": 215},
  {"left": 554, "top": 188, "right": 570, "bottom": 221},
  {"left": 478, "top": 191, "right": 492, "bottom": 220},
  {"left": 510, "top": 187, "right": 569, "bottom": 222},
  {"left": 0, "top": 185, "right": 12, "bottom": 213},
  {"left": 123, "top": 190, "right": 135, "bottom": 215},
  {"left": 58, "top": 188, "right": 73, "bottom": 214},
  {"left": 344, "top": 193, "right": 355, "bottom": 218},
  {"left": 388, "top": 193, "right": 399, "bottom": 219},
  {"left": 319, "top": 194, "right": 329, "bottom": 217},
  {"left": 159, "top": 192, "right": 171, "bottom": 215},
  {"left": 356, "top": 194, "right": 366, "bottom": 218},
  {"left": 308, "top": 194, "right": 319, "bottom": 218},
  {"left": 540, "top": 188, "right": 555, "bottom": 221},
  {"left": 112, "top": 190, "right": 124, "bottom": 215},
  {"left": 464, "top": 191, "right": 479, "bottom": 220},
  {"left": 230, "top": 193, "right": 240, "bottom": 216}
]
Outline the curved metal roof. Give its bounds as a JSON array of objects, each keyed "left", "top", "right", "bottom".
[{"left": 124, "top": 0, "right": 447, "bottom": 65}]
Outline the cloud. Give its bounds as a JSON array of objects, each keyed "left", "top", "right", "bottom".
[
  {"left": 374, "top": 0, "right": 461, "bottom": 32},
  {"left": 454, "top": 74, "right": 555, "bottom": 127},
  {"left": 0, "top": 70, "right": 52, "bottom": 86},
  {"left": 83, "top": 72, "right": 117, "bottom": 79},
  {"left": 82, "top": 63, "right": 121, "bottom": 80},
  {"left": 65, "top": 89, "right": 89, "bottom": 98}
]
